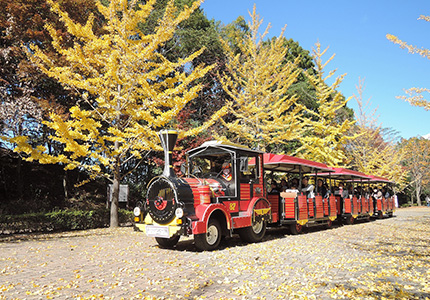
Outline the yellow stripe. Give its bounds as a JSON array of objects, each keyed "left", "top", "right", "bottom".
[
  {"left": 297, "top": 219, "right": 308, "bottom": 226},
  {"left": 254, "top": 208, "right": 271, "bottom": 215},
  {"left": 160, "top": 130, "right": 178, "bottom": 134}
]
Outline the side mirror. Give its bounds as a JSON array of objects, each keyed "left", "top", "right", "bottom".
[
  {"left": 180, "top": 163, "right": 187, "bottom": 175},
  {"left": 239, "top": 156, "right": 249, "bottom": 172}
]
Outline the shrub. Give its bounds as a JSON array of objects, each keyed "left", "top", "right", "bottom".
[{"left": 0, "top": 208, "right": 133, "bottom": 235}]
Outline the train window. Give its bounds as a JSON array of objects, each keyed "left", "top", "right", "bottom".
[{"left": 189, "top": 154, "right": 234, "bottom": 180}]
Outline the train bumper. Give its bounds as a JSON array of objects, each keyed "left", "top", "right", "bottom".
[{"left": 134, "top": 214, "right": 183, "bottom": 238}]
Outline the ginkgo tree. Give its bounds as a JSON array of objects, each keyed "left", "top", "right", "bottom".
[
  {"left": 218, "top": 5, "right": 305, "bottom": 151},
  {"left": 10, "top": 0, "right": 227, "bottom": 227},
  {"left": 347, "top": 78, "right": 406, "bottom": 188},
  {"left": 295, "top": 43, "right": 356, "bottom": 167},
  {"left": 387, "top": 15, "right": 430, "bottom": 111},
  {"left": 400, "top": 137, "right": 430, "bottom": 206}
]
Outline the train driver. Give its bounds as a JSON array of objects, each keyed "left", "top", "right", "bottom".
[{"left": 221, "top": 162, "right": 233, "bottom": 181}]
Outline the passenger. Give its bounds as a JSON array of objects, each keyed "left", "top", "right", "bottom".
[
  {"left": 289, "top": 185, "right": 299, "bottom": 192},
  {"left": 333, "top": 185, "right": 340, "bottom": 196},
  {"left": 382, "top": 186, "right": 390, "bottom": 198},
  {"left": 317, "top": 179, "right": 328, "bottom": 198},
  {"left": 301, "top": 176, "right": 315, "bottom": 198},
  {"left": 290, "top": 178, "right": 299, "bottom": 190},
  {"left": 269, "top": 181, "right": 279, "bottom": 194},
  {"left": 283, "top": 182, "right": 299, "bottom": 196},
  {"left": 347, "top": 184, "right": 354, "bottom": 197},
  {"left": 339, "top": 182, "right": 348, "bottom": 199},
  {"left": 364, "top": 187, "right": 371, "bottom": 199},
  {"left": 373, "top": 187, "right": 383, "bottom": 200},
  {"left": 221, "top": 162, "right": 233, "bottom": 181},
  {"left": 280, "top": 179, "right": 288, "bottom": 192},
  {"left": 355, "top": 186, "right": 362, "bottom": 197}
]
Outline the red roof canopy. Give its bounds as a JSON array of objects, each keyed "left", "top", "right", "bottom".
[
  {"left": 369, "top": 175, "right": 394, "bottom": 184},
  {"left": 259, "top": 153, "right": 333, "bottom": 173},
  {"left": 315, "top": 168, "right": 372, "bottom": 180}
]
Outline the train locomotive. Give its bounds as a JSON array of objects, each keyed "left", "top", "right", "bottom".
[
  {"left": 133, "top": 130, "right": 271, "bottom": 251},
  {"left": 133, "top": 130, "right": 395, "bottom": 250}
]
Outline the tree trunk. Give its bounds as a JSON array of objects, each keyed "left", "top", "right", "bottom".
[
  {"left": 63, "top": 170, "right": 68, "bottom": 200},
  {"left": 110, "top": 174, "right": 120, "bottom": 227},
  {"left": 415, "top": 187, "right": 422, "bottom": 206},
  {"left": 16, "top": 156, "right": 23, "bottom": 201},
  {"left": 110, "top": 148, "right": 120, "bottom": 227}
]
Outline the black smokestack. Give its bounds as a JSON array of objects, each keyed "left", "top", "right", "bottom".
[{"left": 158, "top": 129, "right": 178, "bottom": 177}]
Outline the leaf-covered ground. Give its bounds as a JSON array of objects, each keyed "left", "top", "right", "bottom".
[{"left": 1, "top": 207, "right": 429, "bottom": 299}]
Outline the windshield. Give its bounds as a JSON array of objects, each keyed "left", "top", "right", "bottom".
[{"left": 189, "top": 153, "right": 232, "bottom": 178}]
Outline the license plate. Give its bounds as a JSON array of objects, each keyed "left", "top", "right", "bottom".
[{"left": 146, "top": 225, "right": 170, "bottom": 238}]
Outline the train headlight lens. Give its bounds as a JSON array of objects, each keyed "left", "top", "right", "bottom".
[
  {"left": 133, "top": 207, "right": 141, "bottom": 217},
  {"left": 175, "top": 207, "right": 184, "bottom": 218}
]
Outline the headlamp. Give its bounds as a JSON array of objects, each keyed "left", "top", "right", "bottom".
[
  {"left": 175, "top": 207, "right": 184, "bottom": 218},
  {"left": 133, "top": 207, "right": 141, "bottom": 217}
]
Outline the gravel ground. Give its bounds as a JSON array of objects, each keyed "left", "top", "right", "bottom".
[{"left": 1, "top": 207, "right": 429, "bottom": 299}]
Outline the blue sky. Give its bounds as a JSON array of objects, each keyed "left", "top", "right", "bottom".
[{"left": 201, "top": 0, "right": 430, "bottom": 140}]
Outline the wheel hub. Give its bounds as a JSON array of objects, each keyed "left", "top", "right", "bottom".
[{"left": 206, "top": 224, "right": 219, "bottom": 245}]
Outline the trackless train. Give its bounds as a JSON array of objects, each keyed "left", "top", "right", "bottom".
[{"left": 133, "top": 130, "right": 395, "bottom": 250}]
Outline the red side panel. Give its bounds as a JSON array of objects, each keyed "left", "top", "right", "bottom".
[
  {"left": 298, "top": 195, "right": 308, "bottom": 220},
  {"left": 329, "top": 196, "right": 337, "bottom": 217},
  {"left": 224, "top": 201, "right": 239, "bottom": 213},
  {"left": 253, "top": 184, "right": 264, "bottom": 199},
  {"left": 364, "top": 198, "right": 369, "bottom": 213},
  {"left": 352, "top": 196, "right": 358, "bottom": 215},
  {"left": 357, "top": 197, "right": 362, "bottom": 213},
  {"left": 267, "top": 194, "right": 279, "bottom": 218},
  {"left": 335, "top": 196, "right": 341, "bottom": 215},
  {"left": 284, "top": 197, "right": 295, "bottom": 219},
  {"left": 315, "top": 195, "right": 324, "bottom": 218},
  {"left": 377, "top": 199, "right": 382, "bottom": 211},
  {"left": 369, "top": 198, "right": 374, "bottom": 214},
  {"left": 232, "top": 215, "right": 251, "bottom": 228},
  {"left": 344, "top": 198, "right": 352, "bottom": 214},
  {"left": 323, "top": 197, "right": 329, "bottom": 216},
  {"left": 240, "top": 184, "right": 251, "bottom": 201},
  {"left": 308, "top": 198, "right": 314, "bottom": 218},
  {"left": 240, "top": 201, "right": 250, "bottom": 211},
  {"left": 389, "top": 197, "right": 394, "bottom": 210}
]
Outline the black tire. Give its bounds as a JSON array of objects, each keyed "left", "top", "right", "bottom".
[
  {"left": 378, "top": 212, "right": 383, "bottom": 219},
  {"left": 326, "top": 219, "right": 333, "bottom": 229},
  {"left": 238, "top": 219, "right": 267, "bottom": 243},
  {"left": 345, "top": 215, "right": 355, "bottom": 225},
  {"left": 290, "top": 222, "right": 303, "bottom": 235},
  {"left": 155, "top": 236, "right": 180, "bottom": 249},
  {"left": 194, "top": 219, "right": 222, "bottom": 251}
]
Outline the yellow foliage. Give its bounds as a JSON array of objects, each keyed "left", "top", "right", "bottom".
[
  {"left": 295, "top": 42, "right": 356, "bottom": 167},
  {"left": 387, "top": 16, "right": 430, "bottom": 111},
  {"left": 346, "top": 79, "right": 407, "bottom": 187},
  {"left": 16, "top": 0, "right": 222, "bottom": 185},
  {"left": 218, "top": 5, "right": 305, "bottom": 151},
  {"left": 400, "top": 137, "right": 430, "bottom": 204}
]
